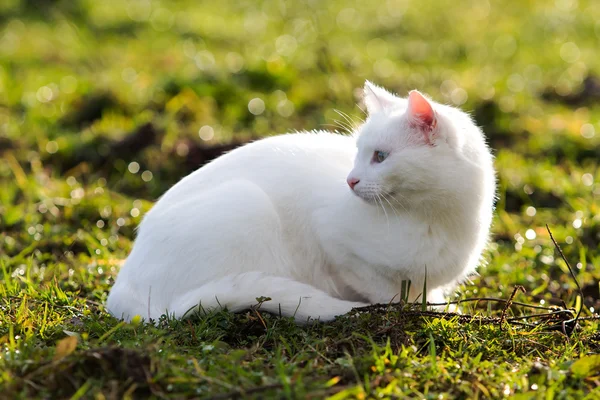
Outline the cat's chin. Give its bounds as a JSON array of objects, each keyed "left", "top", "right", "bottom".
[{"left": 351, "top": 191, "right": 378, "bottom": 204}]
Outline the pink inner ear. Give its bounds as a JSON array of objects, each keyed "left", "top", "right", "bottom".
[{"left": 408, "top": 90, "right": 436, "bottom": 129}]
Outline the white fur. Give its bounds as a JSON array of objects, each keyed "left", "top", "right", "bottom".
[{"left": 106, "top": 82, "right": 496, "bottom": 324}]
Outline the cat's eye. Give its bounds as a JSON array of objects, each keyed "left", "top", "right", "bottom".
[{"left": 373, "top": 151, "right": 389, "bottom": 163}]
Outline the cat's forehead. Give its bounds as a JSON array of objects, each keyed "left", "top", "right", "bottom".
[{"left": 357, "top": 112, "right": 410, "bottom": 149}]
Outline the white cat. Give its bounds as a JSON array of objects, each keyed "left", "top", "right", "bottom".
[{"left": 106, "top": 82, "right": 496, "bottom": 324}]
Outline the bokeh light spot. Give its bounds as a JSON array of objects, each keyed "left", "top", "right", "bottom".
[
  {"left": 199, "top": 125, "right": 215, "bottom": 141},
  {"left": 582, "top": 173, "right": 593, "bottom": 186},
  {"left": 525, "top": 229, "right": 536, "bottom": 240},
  {"left": 277, "top": 100, "right": 294, "bottom": 117},
  {"left": 128, "top": 162, "right": 140, "bottom": 174},
  {"left": 36, "top": 86, "right": 54, "bottom": 103},
  {"left": 141, "top": 170, "right": 153, "bottom": 182},
  {"left": 248, "top": 98, "right": 265, "bottom": 115},
  {"left": 450, "top": 88, "right": 468, "bottom": 105},
  {"left": 580, "top": 123, "right": 595, "bottom": 138},
  {"left": 46, "top": 141, "right": 58, "bottom": 154}
]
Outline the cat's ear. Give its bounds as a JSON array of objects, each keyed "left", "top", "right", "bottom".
[
  {"left": 363, "top": 81, "right": 399, "bottom": 114},
  {"left": 407, "top": 90, "right": 437, "bottom": 143}
]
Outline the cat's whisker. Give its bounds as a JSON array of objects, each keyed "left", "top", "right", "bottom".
[
  {"left": 332, "top": 119, "right": 355, "bottom": 135},
  {"left": 380, "top": 188, "right": 404, "bottom": 205},
  {"left": 356, "top": 104, "right": 368, "bottom": 116},
  {"left": 333, "top": 109, "right": 354, "bottom": 127},
  {"left": 380, "top": 192, "right": 401, "bottom": 219},
  {"left": 381, "top": 189, "right": 409, "bottom": 214},
  {"left": 322, "top": 123, "right": 352, "bottom": 135},
  {"left": 375, "top": 193, "right": 390, "bottom": 231},
  {"left": 329, "top": 120, "right": 353, "bottom": 135},
  {"left": 343, "top": 109, "right": 364, "bottom": 125},
  {"left": 334, "top": 109, "right": 364, "bottom": 130}
]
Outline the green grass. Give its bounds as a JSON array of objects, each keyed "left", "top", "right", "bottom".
[{"left": 1, "top": 0, "right": 600, "bottom": 398}]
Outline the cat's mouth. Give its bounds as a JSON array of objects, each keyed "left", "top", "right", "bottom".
[
  {"left": 352, "top": 188, "right": 402, "bottom": 209},
  {"left": 351, "top": 189, "right": 378, "bottom": 204}
]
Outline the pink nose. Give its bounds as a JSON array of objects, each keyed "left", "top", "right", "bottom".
[{"left": 347, "top": 177, "right": 360, "bottom": 190}]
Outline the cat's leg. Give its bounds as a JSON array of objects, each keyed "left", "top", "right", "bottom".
[
  {"left": 108, "top": 179, "right": 287, "bottom": 321},
  {"left": 169, "top": 272, "right": 368, "bottom": 324},
  {"left": 425, "top": 287, "right": 461, "bottom": 313}
]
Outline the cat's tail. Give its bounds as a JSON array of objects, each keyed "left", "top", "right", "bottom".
[{"left": 169, "top": 272, "right": 367, "bottom": 324}]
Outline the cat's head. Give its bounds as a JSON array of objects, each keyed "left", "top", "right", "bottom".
[{"left": 347, "top": 81, "right": 493, "bottom": 214}]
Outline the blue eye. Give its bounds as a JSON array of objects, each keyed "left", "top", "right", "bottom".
[{"left": 373, "top": 151, "right": 389, "bottom": 163}]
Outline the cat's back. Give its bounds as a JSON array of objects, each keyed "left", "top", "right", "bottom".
[
  {"left": 207, "top": 131, "right": 355, "bottom": 173},
  {"left": 159, "top": 131, "right": 356, "bottom": 204}
]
